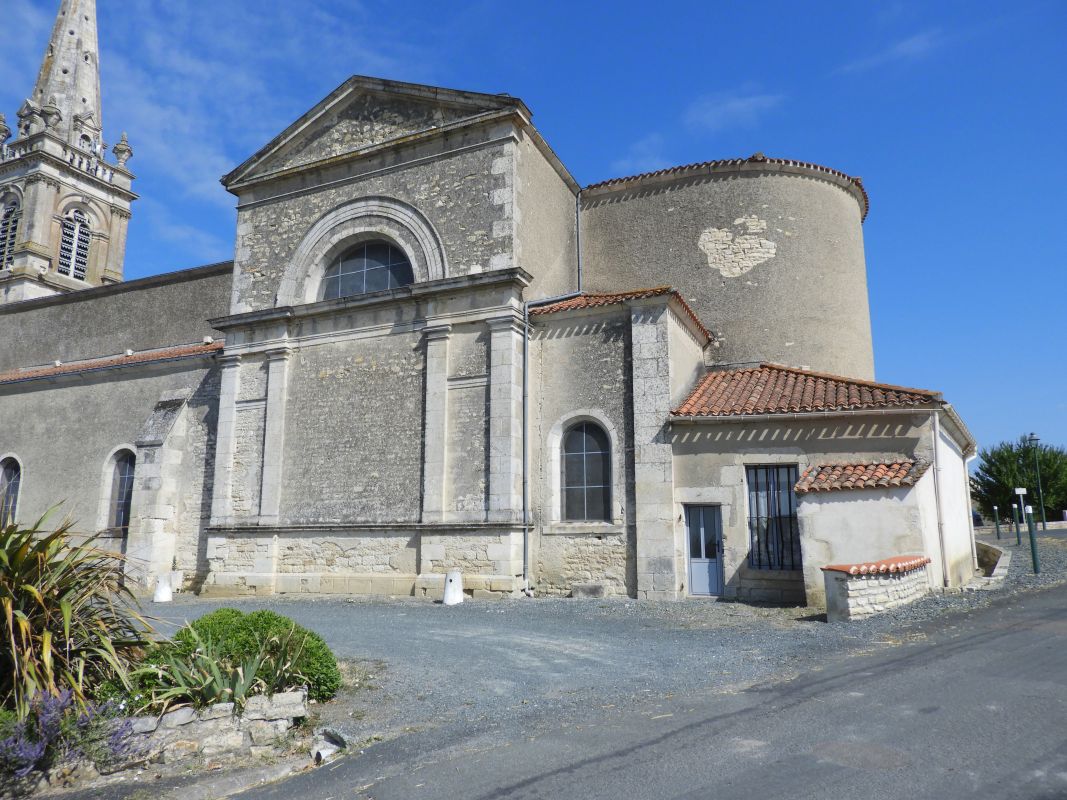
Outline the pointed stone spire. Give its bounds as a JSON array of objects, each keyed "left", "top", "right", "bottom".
[{"left": 26, "top": 0, "right": 103, "bottom": 148}]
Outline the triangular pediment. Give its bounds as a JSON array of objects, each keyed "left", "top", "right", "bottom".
[{"left": 224, "top": 76, "right": 527, "bottom": 188}]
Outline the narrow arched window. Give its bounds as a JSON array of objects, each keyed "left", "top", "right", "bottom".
[
  {"left": 0, "top": 458, "right": 21, "bottom": 528},
  {"left": 108, "top": 450, "right": 136, "bottom": 534},
  {"left": 321, "top": 241, "right": 414, "bottom": 301},
  {"left": 0, "top": 204, "right": 20, "bottom": 268},
  {"left": 562, "top": 422, "right": 611, "bottom": 522},
  {"left": 58, "top": 209, "right": 91, "bottom": 280}
]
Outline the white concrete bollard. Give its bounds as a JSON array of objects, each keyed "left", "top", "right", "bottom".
[
  {"left": 442, "top": 570, "right": 464, "bottom": 605},
  {"left": 153, "top": 572, "right": 173, "bottom": 603}
]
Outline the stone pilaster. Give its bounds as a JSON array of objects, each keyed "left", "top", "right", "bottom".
[
  {"left": 630, "top": 303, "right": 681, "bottom": 600},
  {"left": 421, "top": 325, "right": 451, "bottom": 523},
  {"left": 486, "top": 315, "right": 524, "bottom": 523},
  {"left": 259, "top": 346, "right": 291, "bottom": 523},
  {"left": 209, "top": 353, "right": 242, "bottom": 526}
]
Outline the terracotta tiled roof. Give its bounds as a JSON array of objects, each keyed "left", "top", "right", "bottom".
[
  {"left": 0, "top": 342, "right": 224, "bottom": 385},
  {"left": 672, "top": 363, "right": 941, "bottom": 417},
  {"left": 584, "top": 153, "right": 870, "bottom": 221},
  {"left": 530, "top": 287, "right": 711, "bottom": 340},
  {"left": 794, "top": 460, "right": 931, "bottom": 494},
  {"left": 822, "top": 556, "right": 931, "bottom": 576}
]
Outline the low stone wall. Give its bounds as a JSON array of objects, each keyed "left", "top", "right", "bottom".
[
  {"left": 125, "top": 690, "right": 307, "bottom": 764},
  {"left": 822, "top": 556, "right": 931, "bottom": 622}
]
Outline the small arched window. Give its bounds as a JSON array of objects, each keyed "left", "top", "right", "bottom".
[
  {"left": 108, "top": 450, "right": 136, "bottom": 534},
  {"left": 0, "top": 203, "right": 21, "bottom": 268},
  {"left": 562, "top": 422, "right": 611, "bottom": 522},
  {"left": 58, "top": 209, "right": 91, "bottom": 280},
  {"left": 321, "top": 241, "right": 414, "bottom": 301},
  {"left": 0, "top": 458, "right": 21, "bottom": 528}
]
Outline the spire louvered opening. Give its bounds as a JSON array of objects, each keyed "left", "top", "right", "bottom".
[{"left": 58, "top": 209, "right": 91, "bottom": 279}]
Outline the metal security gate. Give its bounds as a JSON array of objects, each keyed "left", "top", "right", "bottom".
[{"left": 686, "top": 505, "right": 723, "bottom": 596}]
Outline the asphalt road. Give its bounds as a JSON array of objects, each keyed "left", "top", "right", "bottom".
[{"left": 238, "top": 584, "right": 1067, "bottom": 800}]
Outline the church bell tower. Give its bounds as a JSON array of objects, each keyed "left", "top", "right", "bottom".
[{"left": 0, "top": 0, "right": 136, "bottom": 303}]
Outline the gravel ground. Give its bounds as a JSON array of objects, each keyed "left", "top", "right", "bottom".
[{"left": 154, "top": 535, "right": 1067, "bottom": 747}]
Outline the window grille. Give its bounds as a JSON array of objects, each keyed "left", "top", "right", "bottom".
[
  {"left": 108, "top": 451, "right": 136, "bottom": 533},
  {"left": 746, "top": 464, "right": 802, "bottom": 570},
  {"left": 58, "top": 210, "right": 91, "bottom": 280},
  {"left": 321, "top": 241, "right": 414, "bottom": 300},
  {"left": 0, "top": 204, "right": 20, "bottom": 268},
  {"left": 0, "top": 459, "right": 20, "bottom": 527},
  {"left": 562, "top": 422, "right": 611, "bottom": 522}
]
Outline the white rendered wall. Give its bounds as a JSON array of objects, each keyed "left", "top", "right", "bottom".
[{"left": 797, "top": 485, "right": 928, "bottom": 609}]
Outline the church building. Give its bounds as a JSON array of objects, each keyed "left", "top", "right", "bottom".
[{"left": 0, "top": 0, "right": 978, "bottom": 607}]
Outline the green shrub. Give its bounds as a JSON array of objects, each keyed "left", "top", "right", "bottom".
[
  {"left": 180, "top": 609, "right": 341, "bottom": 702},
  {"left": 132, "top": 627, "right": 306, "bottom": 712},
  {"left": 0, "top": 515, "right": 149, "bottom": 719}
]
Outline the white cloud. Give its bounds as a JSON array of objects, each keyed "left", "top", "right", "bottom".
[
  {"left": 684, "top": 92, "right": 784, "bottom": 133},
  {"left": 138, "top": 199, "right": 231, "bottom": 265},
  {"left": 610, "top": 133, "right": 671, "bottom": 176},
  {"left": 836, "top": 29, "right": 945, "bottom": 74}
]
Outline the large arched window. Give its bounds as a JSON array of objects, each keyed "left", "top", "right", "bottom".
[
  {"left": 58, "top": 209, "right": 91, "bottom": 280},
  {"left": 562, "top": 422, "right": 611, "bottom": 522},
  {"left": 320, "top": 241, "right": 414, "bottom": 301},
  {"left": 107, "top": 450, "right": 136, "bottom": 534},
  {"left": 0, "top": 458, "right": 20, "bottom": 527},
  {"left": 0, "top": 203, "right": 20, "bottom": 268}
]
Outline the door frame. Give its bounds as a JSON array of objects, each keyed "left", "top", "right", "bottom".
[{"left": 684, "top": 503, "right": 724, "bottom": 597}]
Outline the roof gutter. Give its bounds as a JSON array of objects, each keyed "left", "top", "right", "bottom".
[{"left": 669, "top": 406, "right": 942, "bottom": 425}]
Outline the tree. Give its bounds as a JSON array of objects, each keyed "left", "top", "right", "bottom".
[{"left": 971, "top": 435, "right": 1067, "bottom": 522}]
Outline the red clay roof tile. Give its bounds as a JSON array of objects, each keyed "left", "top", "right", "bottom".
[
  {"left": 0, "top": 342, "right": 223, "bottom": 385},
  {"left": 822, "top": 556, "right": 931, "bottom": 575},
  {"left": 672, "top": 363, "right": 940, "bottom": 417},
  {"left": 530, "top": 287, "right": 711, "bottom": 341},
  {"left": 584, "top": 154, "right": 870, "bottom": 221},
  {"left": 794, "top": 460, "right": 931, "bottom": 494}
]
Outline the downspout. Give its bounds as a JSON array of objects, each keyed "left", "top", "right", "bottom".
[
  {"left": 931, "top": 410, "right": 950, "bottom": 588},
  {"left": 519, "top": 188, "right": 584, "bottom": 596}
]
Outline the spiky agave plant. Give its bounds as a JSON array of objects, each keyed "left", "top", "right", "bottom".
[{"left": 0, "top": 514, "right": 149, "bottom": 719}]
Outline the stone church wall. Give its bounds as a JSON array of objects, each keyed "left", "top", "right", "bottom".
[
  {"left": 581, "top": 167, "right": 874, "bottom": 379},
  {"left": 280, "top": 332, "right": 425, "bottom": 524},
  {"left": 0, "top": 263, "right": 232, "bottom": 372},
  {"left": 0, "top": 362, "right": 218, "bottom": 580},
  {"left": 530, "top": 309, "right": 635, "bottom": 596},
  {"left": 514, "top": 132, "right": 579, "bottom": 300},
  {"left": 230, "top": 131, "right": 514, "bottom": 314}
]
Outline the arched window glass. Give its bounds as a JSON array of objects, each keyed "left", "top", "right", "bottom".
[
  {"left": 0, "top": 204, "right": 21, "bottom": 268},
  {"left": 108, "top": 450, "right": 136, "bottom": 533},
  {"left": 321, "top": 241, "right": 414, "bottom": 301},
  {"left": 0, "top": 459, "right": 20, "bottom": 527},
  {"left": 58, "top": 210, "right": 91, "bottom": 280},
  {"left": 562, "top": 422, "right": 611, "bottom": 522}
]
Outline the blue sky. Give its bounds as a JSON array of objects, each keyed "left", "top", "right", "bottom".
[{"left": 2, "top": 0, "right": 1064, "bottom": 452}]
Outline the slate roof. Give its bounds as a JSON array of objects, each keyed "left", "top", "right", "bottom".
[
  {"left": 584, "top": 153, "right": 870, "bottom": 220},
  {"left": 794, "top": 460, "right": 931, "bottom": 494},
  {"left": 672, "top": 363, "right": 941, "bottom": 418},
  {"left": 530, "top": 287, "right": 710, "bottom": 340},
  {"left": 0, "top": 342, "right": 223, "bottom": 385}
]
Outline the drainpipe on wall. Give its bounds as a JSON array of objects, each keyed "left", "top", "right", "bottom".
[
  {"left": 931, "top": 410, "right": 951, "bottom": 588},
  {"left": 519, "top": 189, "right": 584, "bottom": 596}
]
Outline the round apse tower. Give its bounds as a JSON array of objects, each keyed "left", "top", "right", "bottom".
[{"left": 579, "top": 154, "right": 874, "bottom": 380}]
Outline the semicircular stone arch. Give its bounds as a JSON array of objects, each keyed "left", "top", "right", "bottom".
[{"left": 277, "top": 197, "right": 448, "bottom": 307}]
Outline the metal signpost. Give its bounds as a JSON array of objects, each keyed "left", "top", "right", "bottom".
[
  {"left": 1012, "top": 500, "right": 1022, "bottom": 546},
  {"left": 1025, "top": 504, "right": 1041, "bottom": 574},
  {"left": 993, "top": 505, "right": 1001, "bottom": 540}
]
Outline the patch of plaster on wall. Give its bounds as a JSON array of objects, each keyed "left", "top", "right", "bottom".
[{"left": 698, "top": 215, "right": 778, "bottom": 278}]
